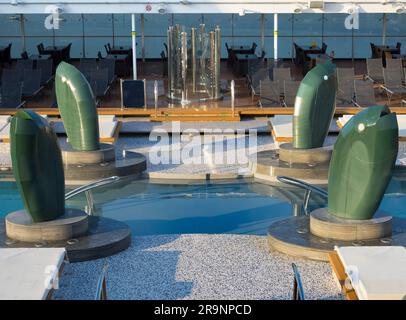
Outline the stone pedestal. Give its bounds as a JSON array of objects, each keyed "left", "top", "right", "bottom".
[
  {"left": 250, "top": 143, "right": 332, "bottom": 186},
  {"left": 310, "top": 208, "right": 392, "bottom": 241},
  {"left": 5, "top": 208, "right": 88, "bottom": 242},
  {"left": 61, "top": 143, "right": 147, "bottom": 184}
]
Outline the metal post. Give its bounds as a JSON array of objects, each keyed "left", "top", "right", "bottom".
[
  {"left": 210, "top": 31, "right": 215, "bottom": 98},
  {"left": 191, "top": 27, "right": 196, "bottom": 93},
  {"left": 112, "top": 14, "right": 115, "bottom": 47},
  {"left": 181, "top": 31, "right": 188, "bottom": 106},
  {"left": 382, "top": 13, "right": 387, "bottom": 45},
  {"left": 214, "top": 26, "right": 221, "bottom": 99},
  {"left": 19, "top": 14, "right": 26, "bottom": 52},
  {"left": 141, "top": 14, "right": 145, "bottom": 62},
  {"left": 231, "top": 79, "right": 235, "bottom": 115},
  {"left": 274, "top": 13, "right": 278, "bottom": 62},
  {"left": 167, "top": 27, "right": 172, "bottom": 100},
  {"left": 154, "top": 80, "right": 158, "bottom": 116},
  {"left": 131, "top": 14, "right": 137, "bottom": 80}
]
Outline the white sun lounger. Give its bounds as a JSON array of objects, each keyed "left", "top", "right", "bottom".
[
  {"left": 0, "top": 248, "right": 66, "bottom": 300},
  {"left": 0, "top": 115, "right": 49, "bottom": 143},
  {"left": 337, "top": 114, "right": 406, "bottom": 141},
  {"left": 334, "top": 246, "right": 406, "bottom": 300},
  {"left": 269, "top": 115, "right": 339, "bottom": 147},
  {"left": 53, "top": 115, "right": 121, "bottom": 143}
]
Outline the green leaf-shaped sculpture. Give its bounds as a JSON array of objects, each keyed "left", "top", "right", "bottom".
[
  {"left": 293, "top": 61, "right": 337, "bottom": 149},
  {"left": 10, "top": 110, "right": 65, "bottom": 222},
  {"left": 55, "top": 62, "right": 100, "bottom": 151},
  {"left": 328, "top": 105, "right": 398, "bottom": 220}
]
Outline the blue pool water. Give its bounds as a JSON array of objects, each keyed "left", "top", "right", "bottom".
[{"left": 1, "top": 177, "right": 405, "bottom": 236}]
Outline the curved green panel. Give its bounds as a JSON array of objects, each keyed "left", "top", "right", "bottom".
[
  {"left": 293, "top": 61, "right": 337, "bottom": 149},
  {"left": 328, "top": 105, "right": 398, "bottom": 220},
  {"left": 55, "top": 62, "right": 100, "bottom": 151},
  {"left": 10, "top": 110, "right": 65, "bottom": 222}
]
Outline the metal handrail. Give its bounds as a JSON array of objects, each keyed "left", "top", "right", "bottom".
[
  {"left": 277, "top": 176, "right": 328, "bottom": 215},
  {"left": 65, "top": 176, "right": 120, "bottom": 215},
  {"left": 65, "top": 176, "right": 120, "bottom": 200},
  {"left": 276, "top": 176, "right": 328, "bottom": 198}
]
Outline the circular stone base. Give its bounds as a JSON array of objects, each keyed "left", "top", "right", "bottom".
[
  {"left": 5, "top": 209, "right": 88, "bottom": 243},
  {"left": 279, "top": 143, "right": 332, "bottom": 165},
  {"left": 1, "top": 216, "right": 131, "bottom": 262},
  {"left": 267, "top": 216, "right": 406, "bottom": 261},
  {"left": 249, "top": 150, "right": 329, "bottom": 186},
  {"left": 310, "top": 208, "right": 392, "bottom": 241},
  {"left": 63, "top": 151, "right": 147, "bottom": 185},
  {"left": 61, "top": 143, "right": 115, "bottom": 165}
]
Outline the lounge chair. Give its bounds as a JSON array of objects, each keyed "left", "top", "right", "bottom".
[
  {"left": 273, "top": 67, "right": 291, "bottom": 95},
  {"left": 89, "top": 68, "right": 110, "bottom": 98},
  {"left": 36, "top": 59, "right": 54, "bottom": 84},
  {"left": 329, "top": 246, "right": 406, "bottom": 300},
  {"left": 16, "top": 59, "right": 33, "bottom": 73},
  {"left": 292, "top": 263, "right": 305, "bottom": 300},
  {"left": 37, "top": 43, "right": 46, "bottom": 55},
  {"left": 0, "top": 82, "right": 26, "bottom": 109},
  {"left": 79, "top": 58, "right": 98, "bottom": 74},
  {"left": 98, "top": 59, "right": 116, "bottom": 84},
  {"left": 95, "top": 264, "right": 109, "bottom": 300},
  {"left": 385, "top": 58, "right": 403, "bottom": 72},
  {"left": 1, "top": 68, "right": 22, "bottom": 84},
  {"left": 22, "top": 69, "right": 44, "bottom": 98},
  {"left": 365, "top": 58, "right": 384, "bottom": 83},
  {"left": 21, "top": 51, "right": 29, "bottom": 60},
  {"left": 382, "top": 68, "right": 406, "bottom": 101},
  {"left": 0, "top": 43, "right": 12, "bottom": 66},
  {"left": 336, "top": 68, "right": 355, "bottom": 106},
  {"left": 258, "top": 79, "right": 281, "bottom": 107},
  {"left": 283, "top": 80, "right": 300, "bottom": 107},
  {"left": 354, "top": 80, "right": 377, "bottom": 107},
  {"left": 121, "top": 79, "right": 147, "bottom": 109},
  {"left": 248, "top": 67, "right": 269, "bottom": 98}
]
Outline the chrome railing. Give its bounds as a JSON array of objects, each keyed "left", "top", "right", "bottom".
[
  {"left": 65, "top": 176, "right": 120, "bottom": 215},
  {"left": 276, "top": 176, "right": 328, "bottom": 215}
]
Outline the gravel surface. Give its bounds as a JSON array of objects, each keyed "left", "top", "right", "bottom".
[{"left": 55, "top": 234, "right": 343, "bottom": 300}]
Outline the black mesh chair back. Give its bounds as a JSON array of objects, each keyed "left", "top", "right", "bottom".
[
  {"left": 37, "top": 43, "right": 45, "bottom": 55},
  {"left": 366, "top": 58, "right": 384, "bottom": 83},
  {"left": 386, "top": 58, "right": 403, "bottom": 72},
  {"left": 98, "top": 59, "right": 116, "bottom": 84},
  {"left": 283, "top": 80, "right": 301, "bottom": 107},
  {"left": 354, "top": 80, "right": 377, "bottom": 107},
  {"left": 16, "top": 59, "right": 34, "bottom": 74},
  {"left": 36, "top": 59, "right": 53, "bottom": 84},
  {"left": 90, "top": 68, "right": 109, "bottom": 97},
  {"left": 1, "top": 68, "right": 22, "bottom": 84},
  {"left": 250, "top": 42, "right": 258, "bottom": 54},
  {"left": 259, "top": 79, "right": 281, "bottom": 107},
  {"left": 321, "top": 42, "right": 328, "bottom": 54},
  {"left": 79, "top": 59, "right": 98, "bottom": 73},
  {"left": 0, "top": 82, "right": 23, "bottom": 109},
  {"left": 22, "top": 68, "right": 42, "bottom": 97},
  {"left": 273, "top": 67, "right": 291, "bottom": 94}
]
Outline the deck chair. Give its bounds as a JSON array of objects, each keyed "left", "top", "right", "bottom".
[
  {"left": 21, "top": 51, "right": 29, "bottom": 60},
  {"left": 37, "top": 43, "right": 45, "bottom": 55},
  {"left": 36, "top": 59, "right": 53, "bottom": 84},
  {"left": 248, "top": 67, "right": 270, "bottom": 98},
  {"left": 336, "top": 79, "right": 354, "bottom": 107},
  {"left": 89, "top": 68, "right": 110, "bottom": 98},
  {"left": 365, "top": 58, "right": 384, "bottom": 83},
  {"left": 22, "top": 69, "right": 43, "bottom": 98},
  {"left": 382, "top": 68, "right": 406, "bottom": 101},
  {"left": 0, "top": 43, "right": 12, "bottom": 66},
  {"left": 1, "top": 68, "right": 22, "bottom": 84},
  {"left": 16, "top": 59, "right": 33, "bottom": 73},
  {"left": 0, "top": 83, "right": 25, "bottom": 109},
  {"left": 354, "top": 80, "right": 377, "bottom": 108},
  {"left": 292, "top": 263, "right": 305, "bottom": 300},
  {"left": 79, "top": 59, "right": 98, "bottom": 74},
  {"left": 273, "top": 67, "right": 291, "bottom": 95},
  {"left": 258, "top": 79, "right": 281, "bottom": 107},
  {"left": 283, "top": 80, "right": 300, "bottom": 107},
  {"left": 98, "top": 59, "right": 116, "bottom": 84},
  {"left": 386, "top": 58, "right": 403, "bottom": 72},
  {"left": 121, "top": 79, "right": 147, "bottom": 109}
]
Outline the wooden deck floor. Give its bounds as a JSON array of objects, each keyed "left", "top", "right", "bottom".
[{"left": 1, "top": 59, "right": 405, "bottom": 120}]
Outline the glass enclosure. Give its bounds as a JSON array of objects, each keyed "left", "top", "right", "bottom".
[{"left": 0, "top": 13, "right": 405, "bottom": 59}]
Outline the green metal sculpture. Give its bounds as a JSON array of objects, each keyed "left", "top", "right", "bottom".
[
  {"left": 55, "top": 62, "right": 100, "bottom": 151},
  {"left": 293, "top": 61, "right": 337, "bottom": 149},
  {"left": 328, "top": 105, "right": 398, "bottom": 220},
  {"left": 10, "top": 110, "right": 65, "bottom": 222}
]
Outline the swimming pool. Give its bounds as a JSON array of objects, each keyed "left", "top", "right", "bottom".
[{"left": 1, "top": 177, "right": 405, "bottom": 236}]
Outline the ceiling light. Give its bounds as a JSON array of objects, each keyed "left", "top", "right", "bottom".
[
  {"left": 158, "top": 3, "right": 167, "bottom": 14},
  {"left": 395, "top": 4, "right": 406, "bottom": 14},
  {"left": 294, "top": 4, "right": 305, "bottom": 14}
]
